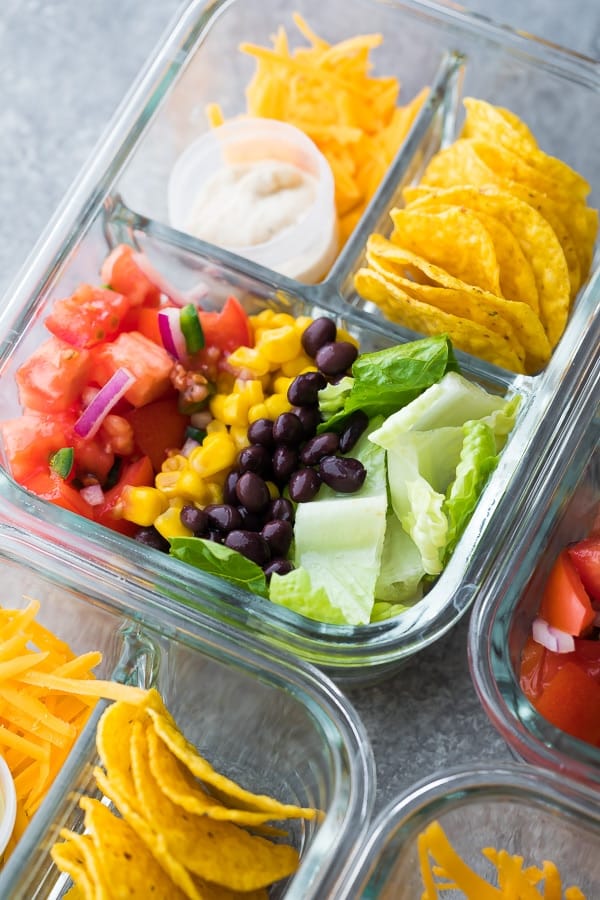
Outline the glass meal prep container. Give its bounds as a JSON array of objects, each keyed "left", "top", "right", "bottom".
[
  {"left": 0, "top": 0, "right": 599, "bottom": 686},
  {"left": 0, "top": 520, "right": 374, "bottom": 899},
  {"left": 469, "top": 375, "right": 600, "bottom": 788},
  {"left": 333, "top": 761, "right": 600, "bottom": 898}
]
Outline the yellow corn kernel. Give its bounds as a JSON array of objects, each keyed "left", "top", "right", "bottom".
[
  {"left": 189, "top": 433, "right": 237, "bottom": 477},
  {"left": 153, "top": 505, "right": 192, "bottom": 541},
  {"left": 229, "top": 425, "right": 250, "bottom": 451},
  {"left": 206, "top": 418, "right": 227, "bottom": 434},
  {"left": 161, "top": 453, "right": 188, "bottom": 474},
  {"left": 265, "top": 480, "right": 280, "bottom": 500},
  {"left": 294, "top": 315, "right": 313, "bottom": 335},
  {"left": 269, "top": 312, "right": 297, "bottom": 328},
  {"left": 121, "top": 486, "right": 168, "bottom": 527},
  {"left": 250, "top": 309, "right": 276, "bottom": 328},
  {"left": 264, "top": 393, "right": 291, "bottom": 419},
  {"left": 227, "top": 346, "right": 271, "bottom": 377},
  {"left": 280, "top": 355, "right": 317, "bottom": 377},
  {"left": 248, "top": 402, "right": 270, "bottom": 424},
  {"left": 209, "top": 394, "right": 228, "bottom": 423},
  {"left": 203, "top": 481, "right": 224, "bottom": 505},
  {"left": 257, "top": 326, "right": 301, "bottom": 364},
  {"left": 222, "top": 392, "right": 251, "bottom": 427},
  {"left": 336, "top": 327, "right": 360, "bottom": 348},
  {"left": 216, "top": 371, "right": 235, "bottom": 394},
  {"left": 235, "top": 378, "right": 264, "bottom": 406},
  {"left": 172, "top": 468, "right": 207, "bottom": 503},
  {"left": 155, "top": 470, "right": 184, "bottom": 498},
  {"left": 272, "top": 375, "right": 294, "bottom": 396}
]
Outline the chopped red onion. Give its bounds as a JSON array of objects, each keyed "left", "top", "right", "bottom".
[
  {"left": 158, "top": 307, "right": 187, "bottom": 361},
  {"left": 532, "top": 617, "right": 575, "bottom": 654},
  {"left": 74, "top": 367, "right": 135, "bottom": 439},
  {"left": 181, "top": 437, "right": 200, "bottom": 458},
  {"left": 80, "top": 484, "right": 105, "bottom": 507},
  {"left": 190, "top": 409, "right": 213, "bottom": 429}
]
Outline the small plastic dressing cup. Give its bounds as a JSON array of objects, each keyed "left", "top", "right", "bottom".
[
  {"left": 0, "top": 755, "right": 16, "bottom": 858},
  {"left": 167, "top": 118, "right": 338, "bottom": 283}
]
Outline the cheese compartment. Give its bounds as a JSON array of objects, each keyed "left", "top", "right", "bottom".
[{"left": 0, "top": 522, "right": 374, "bottom": 899}]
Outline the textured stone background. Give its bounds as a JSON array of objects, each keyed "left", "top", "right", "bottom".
[{"left": 0, "top": 0, "right": 598, "bottom": 817}]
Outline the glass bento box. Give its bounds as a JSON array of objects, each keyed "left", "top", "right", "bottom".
[
  {"left": 0, "top": 521, "right": 374, "bottom": 899},
  {"left": 469, "top": 381, "right": 600, "bottom": 788},
  {"left": 334, "top": 762, "right": 600, "bottom": 898},
  {"left": 0, "top": 0, "right": 598, "bottom": 685}
]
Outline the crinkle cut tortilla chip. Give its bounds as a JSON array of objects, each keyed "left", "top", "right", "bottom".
[{"left": 354, "top": 267, "right": 526, "bottom": 373}]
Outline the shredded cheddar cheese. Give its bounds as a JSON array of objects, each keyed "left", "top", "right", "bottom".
[
  {"left": 419, "top": 820, "right": 587, "bottom": 899},
  {"left": 210, "top": 13, "right": 428, "bottom": 245}
]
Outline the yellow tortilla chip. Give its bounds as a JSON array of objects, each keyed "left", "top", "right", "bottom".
[
  {"left": 461, "top": 97, "right": 591, "bottom": 200},
  {"left": 146, "top": 725, "right": 289, "bottom": 827},
  {"left": 354, "top": 267, "right": 526, "bottom": 373},
  {"left": 50, "top": 833, "right": 100, "bottom": 900},
  {"left": 81, "top": 796, "right": 190, "bottom": 899},
  {"left": 367, "top": 234, "right": 549, "bottom": 372},
  {"left": 130, "top": 721, "right": 294, "bottom": 893},
  {"left": 390, "top": 205, "right": 501, "bottom": 295},
  {"left": 147, "top": 706, "right": 317, "bottom": 821}
]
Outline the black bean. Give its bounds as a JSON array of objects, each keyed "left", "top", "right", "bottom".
[
  {"left": 207, "top": 529, "right": 224, "bottom": 544},
  {"left": 238, "top": 444, "right": 272, "bottom": 477},
  {"left": 272, "top": 445, "right": 298, "bottom": 483},
  {"left": 180, "top": 505, "right": 209, "bottom": 535},
  {"left": 225, "top": 530, "right": 271, "bottom": 566},
  {"left": 287, "top": 371, "right": 327, "bottom": 406},
  {"left": 338, "top": 410, "right": 370, "bottom": 454},
  {"left": 272, "top": 412, "right": 305, "bottom": 446},
  {"left": 266, "top": 497, "right": 295, "bottom": 524},
  {"left": 300, "top": 432, "right": 340, "bottom": 466},
  {"left": 264, "top": 558, "right": 295, "bottom": 578},
  {"left": 235, "top": 471, "right": 271, "bottom": 513},
  {"left": 204, "top": 504, "right": 243, "bottom": 533},
  {"left": 223, "top": 470, "right": 240, "bottom": 505},
  {"left": 301, "top": 317, "right": 337, "bottom": 358},
  {"left": 261, "top": 519, "right": 294, "bottom": 557},
  {"left": 319, "top": 455, "right": 366, "bottom": 493},
  {"left": 238, "top": 506, "right": 265, "bottom": 532},
  {"left": 134, "top": 527, "right": 170, "bottom": 553},
  {"left": 315, "top": 340, "right": 358, "bottom": 376},
  {"left": 247, "top": 418, "right": 275, "bottom": 448},
  {"left": 291, "top": 404, "right": 322, "bottom": 438},
  {"left": 288, "top": 467, "right": 321, "bottom": 502}
]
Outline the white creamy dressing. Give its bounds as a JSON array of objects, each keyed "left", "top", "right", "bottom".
[{"left": 185, "top": 159, "right": 318, "bottom": 248}]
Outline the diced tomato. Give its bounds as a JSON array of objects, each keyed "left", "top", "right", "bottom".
[
  {"left": 538, "top": 549, "right": 595, "bottom": 636},
  {"left": 71, "top": 432, "right": 116, "bottom": 483},
  {"left": 124, "top": 395, "right": 189, "bottom": 472},
  {"left": 101, "top": 245, "right": 161, "bottom": 308},
  {"left": 196, "top": 296, "right": 253, "bottom": 355},
  {"left": 89, "top": 331, "right": 173, "bottom": 408},
  {"left": 121, "top": 306, "right": 163, "bottom": 346},
  {"left": 22, "top": 470, "right": 95, "bottom": 519},
  {"left": 94, "top": 455, "right": 154, "bottom": 536},
  {"left": 45, "top": 284, "right": 130, "bottom": 349},
  {"left": 535, "top": 662, "right": 600, "bottom": 745},
  {"left": 519, "top": 636, "right": 546, "bottom": 702},
  {"left": 0, "top": 413, "right": 72, "bottom": 482},
  {"left": 568, "top": 537, "right": 600, "bottom": 603},
  {"left": 16, "top": 337, "right": 91, "bottom": 414}
]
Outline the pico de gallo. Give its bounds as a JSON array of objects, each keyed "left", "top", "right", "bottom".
[{"left": 520, "top": 526, "right": 600, "bottom": 746}]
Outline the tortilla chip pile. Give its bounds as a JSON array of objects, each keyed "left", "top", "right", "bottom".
[
  {"left": 211, "top": 13, "right": 428, "bottom": 245},
  {"left": 355, "top": 98, "right": 598, "bottom": 374},
  {"left": 52, "top": 689, "right": 317, "bottom": 899},
  {"left": 419, "top": 820, "right": 587, "bottom": 898},
  {"left": 0, "top": 599, "right": 146, "bottom": 861}
]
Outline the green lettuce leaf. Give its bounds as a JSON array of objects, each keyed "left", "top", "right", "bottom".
[
  {"left": 169, "top": 537, "right": 268, "bottom": 598},
  {"left": 269, "top": 567, "right": 349, "bottom": 625}
]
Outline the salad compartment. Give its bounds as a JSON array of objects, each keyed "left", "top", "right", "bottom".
[
  {"left": 335, "top": 762, "right": 600, "bottom": 898},
  {"left": 0, "top": 0, "right": 598, "bottom": 685},
  {"left": 0, "top": 523, "right": 374, "bottom": 899}
]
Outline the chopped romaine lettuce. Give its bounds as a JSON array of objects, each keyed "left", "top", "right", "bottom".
[{"left": 169, "top": 537, "right": 268, "bottom": 597}]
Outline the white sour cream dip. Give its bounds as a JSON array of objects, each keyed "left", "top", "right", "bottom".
[{"left": 186, "top": 159, "right": 318, "bottom": 249}]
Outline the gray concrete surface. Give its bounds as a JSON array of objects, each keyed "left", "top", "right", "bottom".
[{"left": 0, "top": 0, "right": 598, "bottom": 825}]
